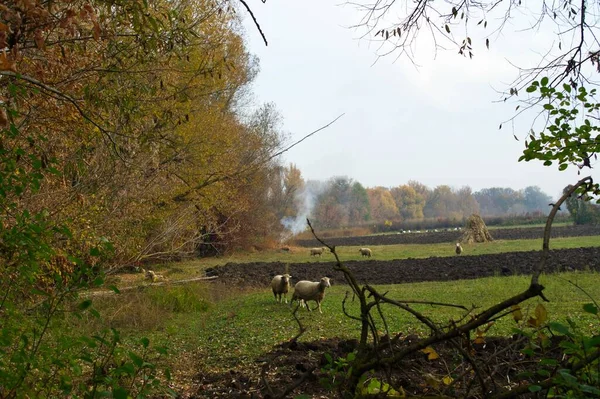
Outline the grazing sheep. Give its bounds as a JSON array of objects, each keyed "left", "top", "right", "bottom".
[
  {"left": 310, "top": 247, "right": 326, "bottom": 257},
  {"left": 291, "top": 277, "right": 331, "bottom": 313},
  {"left": 358, "top": 247, "right": 372, "bottom": 257},
  {"left": 455, "top": 243, "right": 463, "bottom": 255},
  {"left": 144, "top": 269, "right": 166, "bottom": 282},
  {"left": 271, "top": 274, "right": 292, "bottom": 303}
]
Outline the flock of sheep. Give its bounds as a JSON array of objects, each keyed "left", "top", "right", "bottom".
[
  {"left": 271, "top": 274, "right": 331, "bottom": 313},
  {"left": 271, "top": 243, "right": 464, "bottom": 313}
]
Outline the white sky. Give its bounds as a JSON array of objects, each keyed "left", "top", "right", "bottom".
[{"left": 240, "top": 0, "right": 598, "bottom": 200}]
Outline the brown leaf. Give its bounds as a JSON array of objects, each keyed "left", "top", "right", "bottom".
[
  {"left": 0, "top": 108, "right": 8, "bottom": 128},
  {"left": 0, "top": 51, "right": 17, "bottom": 72},
  {"left": 527, "top": 317, "right": 538, "bottom": 328},
  {"left": 93, "top": 21, "right": 101, "bottom": 41},
  {"left": 34, "top": 29, "right": 45, "bottom": 50}
]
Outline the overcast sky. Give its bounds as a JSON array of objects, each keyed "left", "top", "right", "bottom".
[{"left": 240, "top": 0, "right": 598, "bottom": 199}]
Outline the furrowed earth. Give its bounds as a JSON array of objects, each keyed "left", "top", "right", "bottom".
[{"left": 187, "top": 227, "right": 600, "bottom": 398}]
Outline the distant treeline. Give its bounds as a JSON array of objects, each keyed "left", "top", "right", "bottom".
[{"left": 285, "top": 177, "right": 570, "bottom": 230}]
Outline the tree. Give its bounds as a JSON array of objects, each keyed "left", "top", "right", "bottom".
[
  {"left": 473, "top": 187, "right": 522, "bottom": 216},
  {"left": 348, "top": 182, "right": 371, "bottom": 223},
  {"left": 522, "top": 186, "right": 553, "bottom": 214},
  {"left": 391, "top": 184, "right": 426, "bottom": 219},
  {"left": 0, "top": 0, "right": 289, "bottom": 394},
  {"left": 367, "top": 186, "right": 399, "bottom": 222},
  {"left": 456, "top": 186, "right": 480, "bottom": 217},
  {"left": 423, "top": 185, "right": 457, "bottom": 219},
  {"left": 564, "top": 185, "right": 600, "bottom": 225}
]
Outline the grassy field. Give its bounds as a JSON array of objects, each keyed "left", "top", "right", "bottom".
[
  {"left": 137, "top": 235, "right": 600, "bottom": 284},
  {"left": 89, "top": 272, "right": 600, "bottom": 376},
  {"left": 72, "top": 233, "right": 600, "bottom": 394}
]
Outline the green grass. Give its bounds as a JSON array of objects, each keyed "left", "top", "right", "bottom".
[
  {"left": 144, "top": 272, "right": 600, "bottom": 373},
  {"left": 151, "top": 236, "right": 600, "bottom": 283}
]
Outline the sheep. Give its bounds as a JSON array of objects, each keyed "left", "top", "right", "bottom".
[
  {"left": 271, "top": 274, "right": 292, "bottom": 303},
  {"left": 309, "top": 247, "right": 326, "bottom": 257},
  {"left": 291, "top": 277, "right": 331, "bottom": 313},
  {"left": 144, "top": 269, "right": 167, "bottom": 282},
  {"left": 455, "top": 243, "right": 463, "bottom": 255},
  {"left": 358, "top": 247, "right": 372, "bottom": 257}
]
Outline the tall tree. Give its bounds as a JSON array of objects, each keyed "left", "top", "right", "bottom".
[
  {"left": 391, "top": 185, "right": 426, "bottom": 219},
  {"left": 367, "top": 186, "right": 399, "bottom": 222},
  {"left": 522, "top": 186, "right": 553, "bottom": 214}
]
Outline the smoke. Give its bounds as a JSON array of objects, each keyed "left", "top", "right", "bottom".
[{"left": 280, "top": 180, "right": 328, "bottom": 242}]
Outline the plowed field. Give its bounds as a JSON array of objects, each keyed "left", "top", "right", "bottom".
[
  {"left": 206, "top": 247, "right": 600, "bottom": 287},
  {"left": 293, "top": 225, "right": 600, "bottom": 247}
]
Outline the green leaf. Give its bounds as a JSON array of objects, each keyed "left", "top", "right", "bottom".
[
  {"left": 541, "top": 77, "right": 549, "bottom": 86},
  {"left": 526, "top": 85, "right": 537, "bottom": 93},
  {"left": 89, "top": 247, "right": 101, "bottom": 256},
  {"left": 528, "top": 385, "right": 542, "bottom": 392},
  {"left": 563, "top": 83, "right": 572, "bottom": 93},
  {"left": 78, "top": 299, "right": 92, "bottom": 311},
  {"left": 129, "top": 351, "right": 144, "bottom": 367},
  {"left": 549, "top": 322, "right": 571, "bottom": 336},
  {"left": 109, "top": 285, "right": 121, "bottom": 294},
  {"left": 140, "top": 337, "right": 150, "bottom": 348},
  {"left": 539, "top": 358, "right": 559, "bottom": 366},
  {"left": 112, "top": 387, "right": 129, "bottom": 399},
  {"left": 583, "top": 303, "right": 598, "bottom": 315}
]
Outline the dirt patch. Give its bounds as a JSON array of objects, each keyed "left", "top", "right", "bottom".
[
  {"left": 293, "top": 225, "right": 600, "bottom": 247},
  {"left": 191, "top": 334, "right": 566, "bottom": 398},
  {"left": 206, "top": 247, "right": 600, "bottom": 288}
]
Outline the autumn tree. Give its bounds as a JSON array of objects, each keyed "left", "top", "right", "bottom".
[
  {"left": 423, "top": 185, "right": 457, "bottom": 219},
  {"left": 366, "top": 186, "right": 399, "bottom": 222},
  {"left": 0, "top": 0, "right": 289, "bottom": 394},
  {"left": 390, "top": 184, "right": 426, "bottom": 219}
]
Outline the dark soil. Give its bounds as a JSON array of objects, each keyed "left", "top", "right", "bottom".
[
  {"left": 206, "top": 247, "right": 600, "bottom": 288},
  {"left": 293, "top": 225, "right": 600, "bottom": 247},
  {"left": 192, "top": 335, "right": 568, "bottom": 398}
]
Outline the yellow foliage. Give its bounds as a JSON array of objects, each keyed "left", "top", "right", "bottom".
[
  {"left": 421, "top": 346, "right": 439, "bottom": 360},
  {"left": 535, "top": 303, "right": 548, "bottom": 324},
  {"left": 512, "top": 304, "right": 523, "bottom": 322}
]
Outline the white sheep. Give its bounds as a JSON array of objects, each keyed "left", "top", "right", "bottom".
[
  {"left": 144, "top": 269, "right": 167, "bottom": 282},
  {"left": 309, "top": 247, "right": 326, "bottom": 257},
  {"left": 358, "top": 247, "right": 372, "bottom": 257},
  {"left": 291, "top": 277, "right": 331, "bottom": 313},
  {"left": 271, "top": 274, "right": 292, "bottom": 303},
  {"left": 455, "top": 243, "right": 463, "bottom": 255}
]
